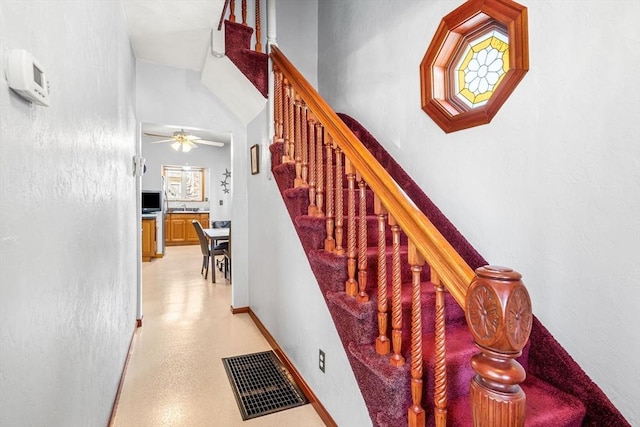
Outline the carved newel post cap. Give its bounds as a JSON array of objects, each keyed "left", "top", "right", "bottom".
[{"left": 465, "top": 265, "right": 532, "bottom": 353}]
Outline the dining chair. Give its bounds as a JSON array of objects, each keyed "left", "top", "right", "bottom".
[
  {"left": 192, "top": 220, "right": 211, "bottom": 279},
  {"left": 223, "top": 223, "right": 231, "bottom": 282},
  {"left": 210, "top": 220, "right": 230, "bottom": 272}
]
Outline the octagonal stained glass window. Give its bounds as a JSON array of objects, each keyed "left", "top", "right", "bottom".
[
  {"left": 454, "top": 30, "right": 509, "bottom": 109},
  {"left": 419, "top": 0, "right": 529, "bottom": 133}
]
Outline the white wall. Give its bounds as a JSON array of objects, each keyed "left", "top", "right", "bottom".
[
  {"left": 318, "top": 0, "right": 640, "bottom": 424},
  {"left": 0, "top": 2, "right": 137, "bottom": 426},
  {"left": 245, "top": 1, "right": 370, "bottom": 425},
  {"left": 275, "top": 0, "right": 319, "bottom": 88}
]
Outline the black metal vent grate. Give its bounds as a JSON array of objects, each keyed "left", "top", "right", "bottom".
[{"left": 222, "top": 350, "right": 309, "bottom": 420}]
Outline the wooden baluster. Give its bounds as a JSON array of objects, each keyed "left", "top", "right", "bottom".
[
  {"left": 281, "top": 79, "right": 290, "bottom": 163},
  {"left": 324, "top": 132, "right": 335, "bottom": 251},
  {"left": 344, "top": 158, "right": 358, "bottom": 297},
  {"left": 254, "top": 0, "right": 262, "bottom": 52},
  {"left": 273, "top": 68, "right": 283, "bottom": 144},
  {"left": 229, "top": 0, "right": 236, "bottom": 22},
  {"left": 374, "top": 196, "right": 389, "bottom": 355},
  {"left": 294, "top": 95, "right": 303, "bottom": 187},
  {"left": 389, "top": 214, "right": 404, "bottom": 366},
  {"left": 241, "top": 0, "right": 247, "bottom": 25},
  {"left": 356, "top": 172, "right": 368, "bottom": 303},
  {"left": 287, "top": 85, "right": 295, "bottom": 164},
  {"left": 408, "top": 241, "right": 426, "bottom": 427},
  {"left": 307, "top": 112, "right": 317, "bottom": 216},
  {"left": 300, "top": 102, "right": 309, "bottom": 187},
  {"left": 314, "top": 122, "right": 324, "bottom": 217},
  {"left": 334, "top": 146, "right": 345, "bottom": 255},
  {"left": 432, "top": 270, "right": 448, "bottom": 427},
  {"left": 466, "top": 266, "right": 532, "bottom": 427}
]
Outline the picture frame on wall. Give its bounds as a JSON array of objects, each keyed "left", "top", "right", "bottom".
[{"left": 250, "top": 144, "right": 259, "bottom": 175}]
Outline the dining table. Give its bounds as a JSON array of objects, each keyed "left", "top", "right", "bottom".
[{"left": 204, "top": 227, "right": 230, "bottom": 283}]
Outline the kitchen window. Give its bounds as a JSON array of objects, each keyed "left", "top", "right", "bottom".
[{"left": 163, "top": 166, "right": 205, "bottom": 201}]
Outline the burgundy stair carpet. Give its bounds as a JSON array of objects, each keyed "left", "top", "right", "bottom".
[
  {"left": 268, "top": 113, "right": 630, "bottom": 426},
  {"left": 224, "top": 20, "right": 268, "bottom": 98}
]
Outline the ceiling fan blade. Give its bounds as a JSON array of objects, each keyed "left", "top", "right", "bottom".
[
  {"left": 148, "top": 139, "right": 175, "bottom": 144},
  {"left": 184, "top": 140, "right": 198, "bottom": 148},
  {"left": 144, "top": 132, "right": 173, "bottom": 138},
  {"left": 195, "top": 139, "right": 224, "bottom": 147}
]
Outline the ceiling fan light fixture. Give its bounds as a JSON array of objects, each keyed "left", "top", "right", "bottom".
[
  {"left": 181, "top": 143, "right": 192, "bottom": 153},
  {"left": 171, "top": 141, "right": 181, "bottom": 151}
]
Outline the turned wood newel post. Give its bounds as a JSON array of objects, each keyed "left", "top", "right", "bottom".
[{"left": 465, "top": 266, "right": 532, "bottom": 427}]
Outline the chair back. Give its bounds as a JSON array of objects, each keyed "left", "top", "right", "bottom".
[
  {"left": 211, "top": 220, "right": 231, "bottom": 229},
  {"left": 192, "top": 220, "right": 209, "bottom": 256}
]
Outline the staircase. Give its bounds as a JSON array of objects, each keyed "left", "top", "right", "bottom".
[
  {"left": 265, "top": 47, "right": 630, "bottom": 427},
  {"left": 215, "top": 2, "right": 629, "bottom": 423}
]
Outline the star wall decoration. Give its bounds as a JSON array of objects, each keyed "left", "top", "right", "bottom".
[{"left": 221, "top": 168, "right": 231, "bottom": 194}]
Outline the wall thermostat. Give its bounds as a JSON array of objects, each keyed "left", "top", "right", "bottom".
[{"left": 5, "top": 49, "right": 50, "bottom": 106}]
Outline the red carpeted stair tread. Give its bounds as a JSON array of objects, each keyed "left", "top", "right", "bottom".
[
  {"left": 348, "top": 343, "right": 411, "bottom": 418},
  {"left": 224, "top": 20, "right": 253, "bottom": 49},
  {"left": 420, "top": 325, "right": 477, "bottom": 401},
  {"left": 441, "top": 375, "right": 586, "bottom": 427},
  {"left": 224, "top": 19, "right": 268, "bottom": 97}
]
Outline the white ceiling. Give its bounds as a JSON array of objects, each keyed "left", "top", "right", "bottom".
[
  {"left": 122, "top": 0, "right": 226, "bottom": 71},
  {"left": 122, "top": 1, "right": 229, "bottom": 140}
]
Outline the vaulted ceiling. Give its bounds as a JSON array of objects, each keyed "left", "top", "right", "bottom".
[{"left": 122, "top": 0, "right": 225, "bottom": 71}]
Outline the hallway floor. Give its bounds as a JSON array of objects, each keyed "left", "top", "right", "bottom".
[{"left": 112, "top": 245, "right": 326, "bottom": 427}]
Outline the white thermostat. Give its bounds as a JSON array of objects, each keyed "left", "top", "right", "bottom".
[{"left": 5, "top": 49, "right": 50, "bottom": 106}]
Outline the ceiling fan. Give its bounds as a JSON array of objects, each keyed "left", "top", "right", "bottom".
[{"left": 144, "top": 129, "right": 224, "bottom": 152}]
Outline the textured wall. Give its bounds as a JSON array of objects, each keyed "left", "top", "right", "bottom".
[
  {"left": 317, "top": 0, "right": 640, "bottom": 424},
  {"left": 275, "top": 0, "right": 319, "bottom": 88},
  {"left": 0, "top": 1, "right": 137, "bottom": 426}
]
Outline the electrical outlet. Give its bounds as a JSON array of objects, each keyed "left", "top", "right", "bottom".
[{"left": 319, "top": 349, "right": 325, "bottom": 373}]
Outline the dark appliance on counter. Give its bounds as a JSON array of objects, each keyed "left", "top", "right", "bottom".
[{"left": 142, "top": 190, "right": 162, "bottom": 213}]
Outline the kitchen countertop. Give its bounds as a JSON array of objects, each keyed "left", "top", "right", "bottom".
[{"left": 166, "top": 211, "right": 209, "bottom": 214}]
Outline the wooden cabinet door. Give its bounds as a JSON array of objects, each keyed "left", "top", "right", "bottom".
[
  {"left": 165, "top": 215, "right": 170, "bottom": 242},
  {"left": 170, "top": 217, "right": 187, "bottom": 242},
  {"left": 185, "top": 216, "right": 199, "bottom": 243},
  {"left": 200, "top": 214, "right": 210, "bottom": 229},
  {"left": 142, "top": 218, "right": 156, "bottom": 261}
]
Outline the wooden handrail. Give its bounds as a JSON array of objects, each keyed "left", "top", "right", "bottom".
[
  {"left": 270, "top": 46, "right": 475, "bottom": 307},
  {"left": 217, "top": 0, "right": 230, "bottom": 30}
]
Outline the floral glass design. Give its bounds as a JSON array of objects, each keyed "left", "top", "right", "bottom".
[
  {"left": 419, "top": 0, "right": 529, "bottom": 133},
  {"left": 455, "top": 30, "right": 509, "bottom": 109}
]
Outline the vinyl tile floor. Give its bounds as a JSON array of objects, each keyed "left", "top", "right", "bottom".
[{"left": 111, "top": 245, "right": 327, "bottom": 427}]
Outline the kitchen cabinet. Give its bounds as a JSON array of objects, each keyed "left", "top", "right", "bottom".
[
  {"left": 142, "top": 218, "right": 157, "bottom": 262},
  {"left": 165, "top": 212, "right": 209, "bottom": 246}
]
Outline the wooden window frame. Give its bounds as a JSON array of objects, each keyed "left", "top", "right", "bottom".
[{"left": 420, "top": 0, "right": 529, "bottom": 133}]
